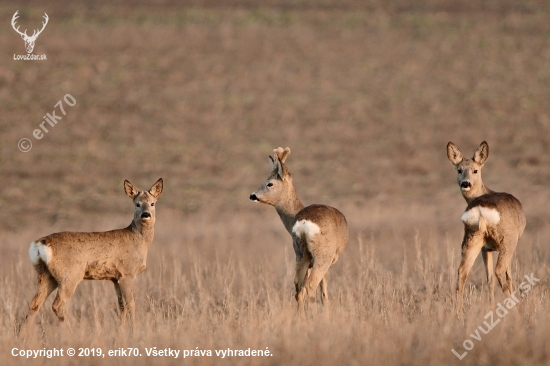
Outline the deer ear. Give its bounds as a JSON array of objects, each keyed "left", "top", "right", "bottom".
[
  {"left": 277, "top": 160, "right": 285, "bottom": 180},
  {"left": 124, "top": 180, "right": 140, "bottom": 199},
  {"left": 148, "top": 178, "right": 163, "bottom": 198},
  {"left": 269, "top": 149, "right": 280, "bottom": 174},
  {"left": 473, "top": 141, "right": 489, "bottom": 166},
  {"left": 271, "top": 147, "right": 290, "bottom": 180},
  {"left": 271, "top": 148, "right": 285, "bottom": 179},
  {"left": 447, "top": 142, "right": 464, "bottom": 166}
]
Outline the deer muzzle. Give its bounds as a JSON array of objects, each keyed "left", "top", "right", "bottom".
[{"left": 460, "top": 181, "right": 471, "bottom": 191}]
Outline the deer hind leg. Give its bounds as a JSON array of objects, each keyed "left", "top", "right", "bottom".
[
  {"left": 506, "top": 263, "right": 513, "bottom": 294},
  {"left": 320, "top": 275, "right": 328, "bottom": 306},
  {"left": 24, "top": 263, "right": 58, "bottom": 328},
  {"left": 118, "top": 277, "right": 136, "bottom": 326},
  {"left": 318, "top": 275, "right": 331, "bottom": 317},
  {"left": 296, "top": 260, "right": 331, "bottom": 314},
  {"left": 494, "top": 236, "right": 519, "bottom": 297},
  {"left": 481, "top": 247, "right": 495, "bottom": 307},
  {"left": 294, "top": 254, "right": 311, "bottom": 295},
  {"left": 456, "top": 232, "right": 484, "bottom": 315},
  {"left": 495, "top": 252, "right": 515, "bottom": 298},
  {"left": 52, "top": 278, "right": 80, "bottom": 325}
]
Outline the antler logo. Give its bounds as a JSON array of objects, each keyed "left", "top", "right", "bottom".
[{"left": 11, "top": 11, "right": 49, "bottom": 54}]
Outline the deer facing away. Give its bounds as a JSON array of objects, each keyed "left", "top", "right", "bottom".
[
  {"left": 24, "top": 178, "right": 163, "bottom": 329},
  {"left": 250, "top": 147, "right": 348, "bottom": 313},
  {"left": 447, "top": 141, "right": 526, "bottom": 314}
]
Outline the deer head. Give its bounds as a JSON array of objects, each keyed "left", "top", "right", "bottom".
[
  {"left": 447, "top": 141, "right": 490, "bottom": 203},
  {"left": 250, "top": 147, "right": 293, "bottom": 206},
  {"left": 12, "top": 11, "right": 49, "bottom": 54}
]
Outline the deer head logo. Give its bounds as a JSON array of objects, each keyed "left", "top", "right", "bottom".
[{"left": 11, "top": 11, "right": 49, "bottom": 54}]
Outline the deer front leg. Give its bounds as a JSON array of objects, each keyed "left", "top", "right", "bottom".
[
  {"left": 456, "top": 231, "right": 484, "bottom": 316},
  {"left": 118, "top": 277, "right": 136, "bottom": 327},
  {"left": 112, "top": 279, "right": 125, "bottom": 314}
]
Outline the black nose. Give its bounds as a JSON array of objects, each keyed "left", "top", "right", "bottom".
[
  {"left": 460, "top": 181, "right": 471, "bottom": 188},
  {"left": 141, "top": 212, "right": 151, "bottom": 218},
  {"left": 250, "top": 193, "right": 258, "bottom": 201}
]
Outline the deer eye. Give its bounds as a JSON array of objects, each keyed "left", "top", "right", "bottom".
[
  {"left": 151, "top": 202, "right": 154, "bottom": 206},
  {"left": 473, "top": 170, "right": 478, "bottom": 174},
  {"left": 267, "top": 182, "right": 274, "bottom": 187},
  {"left": 136, "top": 203, "right": 140, "bottom": 207},
  {"left": 457, "top": 169, "right": 463, "bottom": 174}
]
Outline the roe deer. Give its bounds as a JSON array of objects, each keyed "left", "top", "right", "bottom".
[
  {"left": 249, "top": 147, "right": 348, "bottom": 313},
  {"left": 447, "top": 141, "right": 525, "bottom": 314},
  {"left": 24, "top": 178, "right": 163, "bottom": 329}
]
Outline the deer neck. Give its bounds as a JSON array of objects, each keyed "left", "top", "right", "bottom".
[
  {"left": 275, "top": 185, "right": 305, "bottom": 234},
  {"left": 129, "top": 220, "right": 155, "bottom": 247},
  {"left": 463, "top": 183, "right": 493, "bottom": 205}
]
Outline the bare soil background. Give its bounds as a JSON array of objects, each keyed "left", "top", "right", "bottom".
[{"left": 1, "top": 1, "right": 549, "bottom": 365}]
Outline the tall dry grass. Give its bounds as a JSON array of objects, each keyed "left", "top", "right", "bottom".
[{"left": 1, "top": 209, "right": 549, "bottom": 365}]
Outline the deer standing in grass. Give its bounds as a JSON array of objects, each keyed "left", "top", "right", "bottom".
[
  {"left": 447, "top": 141, "right": 525, "bottom": 315},
  {"left": 24, "top": 178, "right": 163, "bottom": 329},
  {"left": 250, "top": 147, "right": 348, "bottom": 313}
]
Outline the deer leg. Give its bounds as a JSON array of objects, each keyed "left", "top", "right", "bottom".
[
  {"left": 52, "top": 280, "right": 79, "bottom": 322},
  {"left": 481, "top": 247, "right": 495, "bottom": 307},
  {"left": 24, "top": 264, "right": 58, "bottom": 328},
  {"left": 293, "top": 236, "right": 311, "bottom": 296},
  {"left": 296, "top": 260, "right": 331, "bottom": 314},
  {"left": 51, "top": 278, "right": 80, "bottom": 333},
  {"left": 112, "top": 279, "right": 125, "bottom": 314},
  {"left": 495, "top": 254, "right": 514, "bottom": 297},
  {"left": 494, "top": 235, "right": 519, "bottom": 297},
  {"left": 320, "top": 275, "right": 328, "bottom": 306},
  {"left": 506, "top": 262, "right": 514, "bottom": 294},
  {"left": 457, "top": 232, "right": 484, "bottom": 315},
  {"left": 294, "top": 255, "right": 311, "bottom": 295},
  {"left": 118, "top": 277, "right": 136, "bottom": 326},
  {"left": 319, "top": 275, "right": 331, "bottom": 317}
]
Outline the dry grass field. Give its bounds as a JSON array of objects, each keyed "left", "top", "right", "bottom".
[{"left": 1, "top": 1, "right": 550, "bottom": 365}]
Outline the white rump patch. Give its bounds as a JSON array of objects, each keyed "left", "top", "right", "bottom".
[
  {"left": 28, "top": 241, "right": 53, "bottom": 265},
  {"left": 292, "top": 219, "right": 321, "bottom": 241},
  {"left": 461, "top": 206, "right": 500, "bottom": 227}
]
